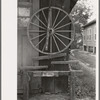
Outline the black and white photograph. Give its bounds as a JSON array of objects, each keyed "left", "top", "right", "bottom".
[
  {"left": 17, "top": 0, "right": 97, "bottom": 100},
  {"left": 2, "top": 0, "right": 98, "bottom": 100}
]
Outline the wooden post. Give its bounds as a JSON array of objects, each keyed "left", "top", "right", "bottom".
[
  {"left": 23, "top": 70, "right": 29, "bottom": 100},
  {"left": 70, "top": 71, "right": 75, "bottom": 100}
]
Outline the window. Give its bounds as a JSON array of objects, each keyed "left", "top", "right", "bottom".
[
  {"left": 87, "top": 28, "right": 91, "bottom": 41},
  {"left": 88, "top": 28, "right": 91, "bottom": 40},
  {"left": 18, "top": 7, "right": 30, "bottom": 17},
  {"left": 89, "top": 28, "right": 91, "bottom": 40},
  {"left": 18, "top": 17, "right": 30, "bottom": 27},
  {"left": 95, "top": 34, "right": 96, "bottom": 40},
  {"left": 18, "top": 7, "right": 31, "bottom": 27}
]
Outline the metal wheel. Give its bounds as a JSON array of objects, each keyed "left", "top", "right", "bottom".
[{"left": 27, "top": 7, "right": 75, "bottom": 55}]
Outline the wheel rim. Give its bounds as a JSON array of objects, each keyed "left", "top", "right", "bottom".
[{"left": 27, "top": 7, "right": 75, "bottom": 55}]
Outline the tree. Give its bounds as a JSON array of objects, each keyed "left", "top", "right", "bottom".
[
  {"left": 70, "top": 0, "right": 93, "bottom": 33},
  {"left": 70, "top": 0, "right": 93, "bottom": 49}
]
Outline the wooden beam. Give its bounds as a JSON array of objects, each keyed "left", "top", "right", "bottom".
[
  {"left": 28, "top": 71, "right": 70, "bottom": 77},
  {"left": 17, "top": 89, "right": 23, "bottom": 95},
  {"left": 70, "top": 71, "right": 75, "bottom": 100},
  {"left": 27, "top": 70, "right": 82, "bottom": 77},
  {"left": 23, "top": 71, "right": 29, "bottom": 100},
  {"left": 70, "top": 70, "right": 83, "bottom": 76},
  {"left": 51, "top": 60, "right": 79, "bottom": 65},
  {"left": 20, "top": 66, "right": 48, "bottom": 70},
  {"left": 32, "top": 53, "right": 66, "bottom": 60},
  {"left": 69, "top": 66, "right": 83, "bottom": 76},
  {"left": 18, "top": 16, "right": 30, "bottom": 18},
  {"left": 18, "top": 2, "right": 32, "bottom": 7}
]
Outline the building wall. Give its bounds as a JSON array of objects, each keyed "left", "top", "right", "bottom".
[
  {"left": 82, "top": 23, "right": 96, "bottom": 53},
  {"left": 18, "top": 0, "right": 78, "bottom": 94},
  {"left": 83, "top": 23, "right": 96, "bottom": 47},
  {"left": 18, "top": 0, "right": 40, "bottom": 94}
]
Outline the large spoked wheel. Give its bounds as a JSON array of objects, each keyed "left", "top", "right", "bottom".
[{"left": 27, "top": 7, "right": 75, "bottom": 55}]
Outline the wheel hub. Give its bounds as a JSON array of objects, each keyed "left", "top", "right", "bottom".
[{"left": 49, "top": 28, "right": 55, "bottom": 35}]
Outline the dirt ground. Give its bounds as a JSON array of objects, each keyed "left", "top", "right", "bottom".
[
  {"left": 29, "top": 93, "right": 69, "bottom": 100},
  {"left": 29, "top": 94, "right": 94, "bottom": 100}
]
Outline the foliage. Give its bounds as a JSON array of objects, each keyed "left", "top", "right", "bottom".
[
  {"left": 70, "top": 0, "right": 93, "bottom": 49},
  {"left": 70, "top": 0, "right": 93, "bottom": 33}
]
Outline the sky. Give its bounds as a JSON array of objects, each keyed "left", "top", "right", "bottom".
[{"left": 85, "top": 0, "right": 97, "bottom": 22}]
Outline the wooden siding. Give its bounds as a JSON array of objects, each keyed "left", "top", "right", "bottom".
[
  {"left": 18, "top": 0, "right": 40, "bottom": 93},
  {"left": 83, "top": 23, "right": 96, "bottom": 47},
  {"left": 18, "top": 0, "right": 78, "bottom": 94},
  {"left": 39, "top": 0, "right": 71, "bottom": 93}
]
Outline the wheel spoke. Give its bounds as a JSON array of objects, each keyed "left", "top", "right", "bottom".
[
  {"left": 42, "top": 10, "right": 48, "bottom": 23},
  {"left": 30, "top": 22, "right": 46, "bottom": 30},
  {"left": 54, "top": 34, "right": 67, "bottom": 48},
  {"left": 31, "top": 33, "right": 46, "bottom": 40},
  {"left": 55, "top": 22, "right": 72, "bottom": 30},
  {"left": 29, "top": 30, "right": 45, "bottom": 33},
  {"left": 35, "top": 36, "right": 46, "bottom": 47},
  {"left": 55, "top": 30, "right": 74, "bottom": 33},
  {"left": 54, "top": 15, "right": 67, "bottom": 29},
  {"left": 47, "top": 7, "right": 52, "bottom": 28},
  {"left": 52, "top": 10, "right": 60, "bottom": 27},
  {"left": 50, "top": 36, "right": 52, "bottom": 53},
  {"left": 55, "top": 32, "right": 72, "bottom": 40},
  {"left": 42, "top": 43, "right": 46, "bottom": 51},
  {"left": 52, "top": 35, "right": 60, "bottom": 52},
  {"left": 35, "top": 15, "right": 47, "bottom": 28}
]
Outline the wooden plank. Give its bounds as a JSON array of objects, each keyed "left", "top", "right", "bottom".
[
  {"left": 28, "top": 71, "right": 70, "bottom": 77},
  {"left": 20, "top": 66, "right": 48, "bottom": 70},
  {"left": 18, "top": 2, "right": 32, "bottom": 7},
  {"left": 18, "top": 16, "right": 30, "bottom": 18},
  {"left": 32, "top": 53, "right": 66, "bottom": 60},
  {"left": 70, "top": 70, "right": 83, "bottom": 76},
  {"left": 51, "top": 60, "right": 79, "bottom": 64},
  {"left": 23, "top": 71, "right": 29, "bottom": 100},
  {"left": 70, "top": 71, "right": 75, "bottom": 100},
  {"left": 27, "top": 70, "right": 82, "bottom": 77},
  {"left": 69, "top": 66, "right": 82, "bottom": 100},
  {"left": 17, "top": 89, "right": 23, "bottom": 95}
]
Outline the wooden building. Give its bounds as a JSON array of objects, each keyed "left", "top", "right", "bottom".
[
  {"left": 82, "top": 19, "right": 96, "bottom": 53},
  {"left": 17, "top": 0, "right": 78, "bottom": 99}
]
